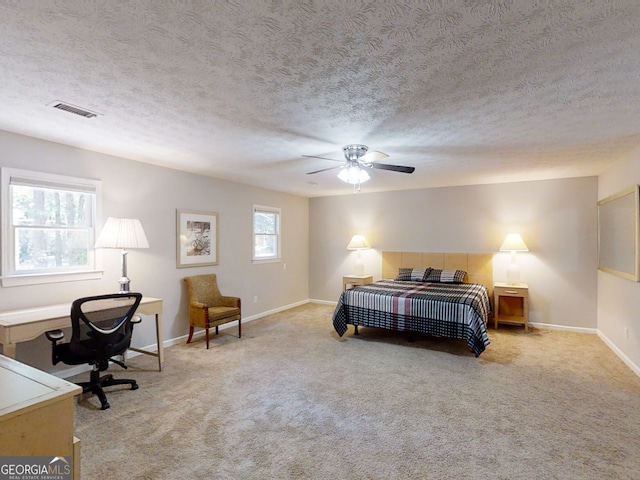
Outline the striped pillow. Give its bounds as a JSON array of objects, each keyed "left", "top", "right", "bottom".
[
  {"left": 425, "top": 268, "right": 466, "bottom": 283},
  {"left": 395, "top": 267, "right": 432, "bottom": 282}
]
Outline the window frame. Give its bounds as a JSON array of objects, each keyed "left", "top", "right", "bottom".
[
  {"left": 252, "top": 204, "right": 281, "bottom": 264},
  {"left": 1, "top": 167, "right": 102, "bottom": 287}
]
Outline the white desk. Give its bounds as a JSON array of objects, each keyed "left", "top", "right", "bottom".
[{"left": 0, "top": 297, "right": 164, "bottom": 371}]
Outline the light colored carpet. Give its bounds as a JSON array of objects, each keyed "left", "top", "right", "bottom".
[{"left": 73, "top": 303, "right": 640, "bottom": 479}]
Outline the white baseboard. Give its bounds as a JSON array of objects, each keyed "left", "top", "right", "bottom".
[
  {"left": 53, "top": 363, "right": 93, "bottom": 379},
  {"left": 528, "top": 322, "right": 597, "bottom": 334},
  {"left": 596, "top": 330, "right": 640, "bottom": 378},
  {"left": 529, "top": 322, "right": 639, "bottom": 377},
  {"left": 161, "top": 298, "right": 310, "bottom": 348},
  {"left": 52, "top": 299, "right": 311, "bottom": 379},
  {"left": 53, "top": 300, "right": 639, "bottom": 380},
  {"left": 309, "top": 298, "right": 338, "bottom": 306}
]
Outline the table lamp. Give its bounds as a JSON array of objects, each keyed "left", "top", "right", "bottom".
[
  {"left": 347, "top": 234, "right": 370, "bottom": 276},
  {"left": 95, "top": 217, "right": 149, "bottom": 293},
  {"left": 500, "top": 233, "right": 529, "bottom": 284}
]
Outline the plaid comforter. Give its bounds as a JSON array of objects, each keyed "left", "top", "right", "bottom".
[{"left": 333, "top": 280, "right": 491, "bottom": 356}]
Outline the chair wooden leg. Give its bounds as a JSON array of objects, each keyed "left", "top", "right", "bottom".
[
  {"left": 238, "top": 319, "right": 241, "bottom": 338},
  {"left": 186, "top": 326, "right": 195, "bottom": 344},
  {"left": 215, "top": 325, "right": 219, "bottom": 335},
  {"left": 205, "top": 327, "right": 210, "bottom": 349}
]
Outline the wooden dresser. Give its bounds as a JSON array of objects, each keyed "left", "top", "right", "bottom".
[{"left": 0, "top": 355, "right": 81, "bottom": 478}]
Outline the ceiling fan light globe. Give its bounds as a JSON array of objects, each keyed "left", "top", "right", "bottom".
[
  {"left": 358, "top": 168, "right": 371, "bottom": 183},
  {"left": 338, "top": 166, "right": 370, "bottom": 184}
]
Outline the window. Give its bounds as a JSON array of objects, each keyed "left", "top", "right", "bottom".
[
  {"left": 253, "top": 205, "right": 281, "bottom": 262},
  {"left": 1, "top": 168, "right": 101, "bottom": 286}
]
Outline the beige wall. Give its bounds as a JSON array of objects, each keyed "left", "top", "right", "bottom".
[
  {"left": 598, "top": 149, "right": 640, "bottom": 374},
  {"left": 0, "top": 130, "right": 309, "bottom": 372},
  {"left": 309, "top": 177, "right": 598, "bottom": 330},
  {"left": 3, "top": 128, "right": 625, "bottom": 373}
]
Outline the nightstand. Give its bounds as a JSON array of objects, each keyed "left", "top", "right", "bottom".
[
  {"left": 343, "top": 274, "right": 373, "bottom": 291},
  {"left": 494, "top": 282, "right": 529, "bottom": 331}
]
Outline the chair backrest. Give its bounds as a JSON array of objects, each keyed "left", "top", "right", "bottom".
[
  {"left": 184, "top": 274, "right": 222, "bottom": 306},
  {"left": 69, "top": 293, "right": 142, "bottom": 362}
]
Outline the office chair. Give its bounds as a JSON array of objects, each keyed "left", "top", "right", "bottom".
[
  {"left": 184, "top": 274, "right": 241, "bottom": 349},
  {"left": 45, "top": 292, "right": 143, "bottom": 410}
]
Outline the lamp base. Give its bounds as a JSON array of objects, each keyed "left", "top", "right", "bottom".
[
  {"left": 354, "top": 252, "right": 365, "bottom": 276},
  {"left": 118, "top": 276, "right": 131, "bottom": 293},
  {"left": 118, "top": 249, "right": 130, "bottom": 293},
  {"left": 506, "top": 264, "right": 520, "bottom": 284}
]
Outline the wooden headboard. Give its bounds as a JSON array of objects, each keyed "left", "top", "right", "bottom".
[{"left": 382, "top": 251, "right": 494, "bottom": 298}]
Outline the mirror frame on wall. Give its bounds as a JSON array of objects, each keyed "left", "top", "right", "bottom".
[{"left": 597, "top": 185, "right": 640, "bottom": 281}]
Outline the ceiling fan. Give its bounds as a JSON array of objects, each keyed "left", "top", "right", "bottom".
[{"left": 304, "top": 144, "right": 415, "bottom": 190}]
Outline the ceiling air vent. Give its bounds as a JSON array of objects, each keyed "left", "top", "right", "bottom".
[{"left": 48, "top": 101, "right": 101, "bottom": 119}]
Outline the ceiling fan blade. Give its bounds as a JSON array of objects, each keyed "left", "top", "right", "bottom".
[
  {"left": 369, "top": 163, "right": 415, "bottom": 174},
  {"left": 306, "top": 165, "right": 342, "bottom": 175},
  {"left": 360, "top": 150, "right": 389, "bottom": 162},
  {"left": 302, "top": 155, "right": 343, "bottom": 163}
]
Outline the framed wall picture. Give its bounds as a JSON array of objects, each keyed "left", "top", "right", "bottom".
[{"left": 176, "top": 209, "right": 219, "bottom": 268}]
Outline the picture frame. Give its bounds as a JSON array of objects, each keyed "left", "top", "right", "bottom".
[{"left": 176, "top": 209, "right": 219, "bottom": 268}]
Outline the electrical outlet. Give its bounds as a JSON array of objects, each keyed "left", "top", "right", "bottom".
[
  {"left": 283, "top": 263, "right": 287, "bottom": 270},
  {"left": 253, "top": 296, "right": 258, "bottom": 304}
]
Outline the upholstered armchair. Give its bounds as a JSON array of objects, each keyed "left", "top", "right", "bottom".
[{"left": 183, "top": 274, "right": 241, "bottom": 349}]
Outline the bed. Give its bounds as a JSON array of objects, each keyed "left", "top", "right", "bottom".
[{"left": 333, "top": 252, "right": 493, "bottom": 356}]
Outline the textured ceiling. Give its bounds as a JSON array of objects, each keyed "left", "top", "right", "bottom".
[{"left": 1, "top": 1, "right": 640, "bottom": 197}]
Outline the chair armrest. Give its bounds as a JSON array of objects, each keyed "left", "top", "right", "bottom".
[
  {"left": 220, "top": 296, "right": 241, "bottom": 308},
  {"left": 190, "top": 301, "right": 208, "bottom": 309},
  {"left": 131, "top": 315, "right": 142, "bottom": 324},
  {"left": 45, "top": 329, "right": 65, "bottom": 342}
]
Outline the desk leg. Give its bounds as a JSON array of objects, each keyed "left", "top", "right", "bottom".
[
  {"left": 155, "top": 313, "right": 164, "bottom": 372},
  {"left": 2, "top": 343, "right": 17, "bottom": 358},
  {"left": 128, "top": 312, "right": 164, "bottom": 372}
]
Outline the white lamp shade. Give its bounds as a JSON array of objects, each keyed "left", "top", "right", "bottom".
[
  {"left": 95, "top": 217, "right": 150, "bottom": 249},
  {"left": 347, "top": 234, "right": 370, "bottom": 250},
  {"left": 499, "top": 233, "right": 529, "bottom": 252},
  {"left": 338, "top": 166, "right": 370, "bottom": 185}
]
